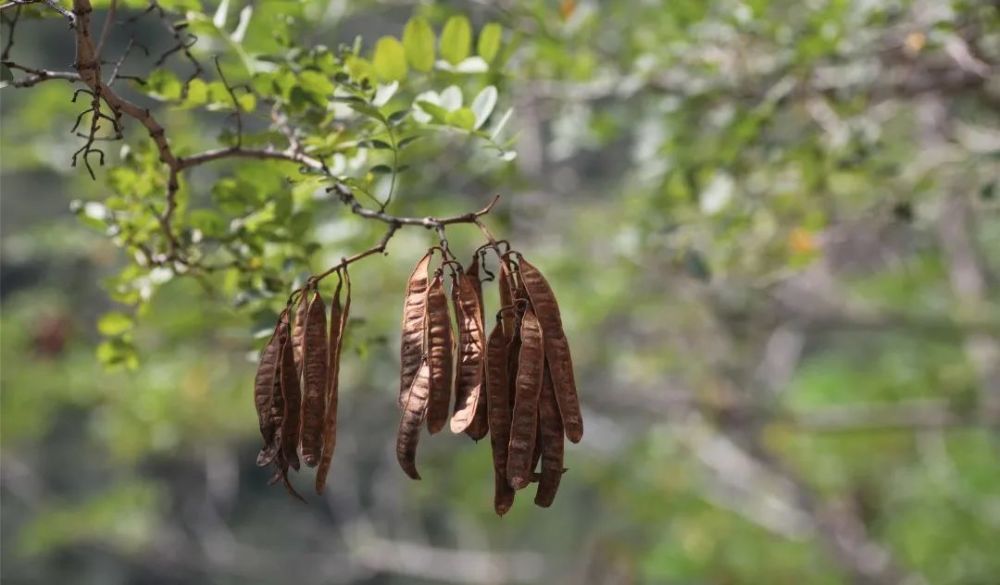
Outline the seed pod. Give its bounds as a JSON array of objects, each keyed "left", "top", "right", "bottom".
[
  {"left": 399, "top": 252, "right": 433, "bottom": 408},
  {"left": 425, "top": 273, "right": 454, "bottom": 434},
  {"left": 486, "top": 320, "right": 515, "bottom": 515},
  {"left": 300, "top": 291, "right": 328, "bottom": 467},
  {"left": 291, "top": 292, "right": 309, "bottom": 377},
  {"left": 256, "top": 322, "right": 289, "bottom": 468},
  {"left": 506, "top": 307, "right": 545, "bottom": 489},
  {"left": 316, "top": 273, "right": 350, "bottom": 493},
  {"left": 517, "top": 257, "right": 583, "bottom": 443},
  {"left": 396, "top": 359, "right": 432, "bottom": 479},
  {"left": 464, "top": 257, "right": 490, "bottom": 440},
  {"left": 253, "top": 315, "right": 284, "bottom": 451},
  {"left": 498, "top": 261, "right": 517, "bottom": 342},
  {"left": 450, "top": 271, "right": 486, "bottom": 434},
  {"left": 270, "top": 449, "right": 305, "bottom": 503},
  {"left": 280, "top": 323, "right": 302, "bottom": 471},
  {"left": 534, "top": 364, "right": 565, "bottom": 507}
]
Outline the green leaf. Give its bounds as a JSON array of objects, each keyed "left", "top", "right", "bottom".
[
  {"left": 298, "top": 71, "right": 334, "bottom": 101},
  {"left": 373, "top": 36, "right": 408, "bottom": 82},
  {"left": 97, "top": 312, "right": 134, "bottom": 336},
  {"left": 416, "top": 100, "right": 449, "bottom": 124},
  {"left": 182, "top": 78, "right": 208, "bottom": 107},
  {"left": 448, "top": 107, "right": 476, "bottom": 130},
  {"left": 440, "top": 15, "right": 471, "bottom": 66},
  {"left": 237, "top": 92, "right": 256, "bottom": 112},
  {"left": 146, "top": 69, "right": 182, "bottom": 101},
  {"left": 402, "top": 17, "right": 435, "bottom": 72},
  {"left": 470, "top": 85, "right": 497, "bottom": 129},
  {"left": 369, "top": 164, "right": 393, "bottom": 174},
  {"left": 477, "top": 22, "right": 502, "bottom": 63}
]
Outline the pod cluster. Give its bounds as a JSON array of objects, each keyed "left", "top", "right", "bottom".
[
  {"left": 253, "top": 270, "right": 351, "bottom": 500},
  {"left": 396, "top": 246, "right": 583, "bottom": 514}
]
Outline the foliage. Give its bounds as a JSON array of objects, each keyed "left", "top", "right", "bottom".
[{"left": 2, "top": 0, "right": 999, "bottom": 584}]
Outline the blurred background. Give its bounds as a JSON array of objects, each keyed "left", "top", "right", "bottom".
[{"left": 2, "top": 1, "right": 1000, "bottom": 584}]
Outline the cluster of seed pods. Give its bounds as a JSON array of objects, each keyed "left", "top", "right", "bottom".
[
  {"left": 396, "top": 243, "right": 583, "bottom": 514},
  {"left": 253, "top": 269, "right": 351, "bottom": 500},
  {"left": 252, "top": 241, "right": 582, "bottom": 513}
]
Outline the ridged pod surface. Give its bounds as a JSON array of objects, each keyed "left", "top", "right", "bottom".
[
  {"left": 316, "top": 276, "right": 349, "bottom": 493},
  {"left": 256, "top": 321, "right": 288, "bottom": 468},
  {"left": 291, "top": 293, "right": 308, "bottom": 377},
  {"left": 464, "top": 257, "right": 490, "bottom": 440},
  {"left": 399, "top": 252, "right": 433, "bottom": 408},
  {"left": 534, "top": 364, "right": 565, "bottom": 507},
  {"left": 300, "top": 291, "right": 328, "bottom": 467},
  {"left": 396, "top": 359, "right": 432, "bottom": 479},
  {"left": 517, "top": 258, "right": 583, "bottom": 443},
  {"left": 485, "top": 320, "right": 515, "bottom": 515},
  {"left": 280, "top": 325, "right": 302, "bottom": 471},
  {"left": 253, "top": 316, "right": 284, "bottom": 452},
  {"left": 425, "top": 274, "right": 454, "bottom": 434},
  {"left": 450, "top": 271, "right": 486, "bottom": 433},
  {"left": 506, "top": 307, "right": 544, "bottom": 489},
  {"left": 498, "top": 261, "right": 517, "bottom": 342}
]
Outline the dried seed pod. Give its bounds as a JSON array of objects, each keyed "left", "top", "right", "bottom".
[
  {"left": 291, "top": 292, "right": 309, "bottom": 377},
  {"left": 316, "top": 273, "right": 350, "bottom": 493},
  {"left": 253, "top": 315, "right": 284, "bottom": 452},
  {"left": 270, "top": 449, "right": 305, "bottom": 503},
  {"left": 399, "top": 252, "right": 433, "bottom": 408},
  {"left": 256, "top": 322, "right": 289, "bottom": 468},
  {"left": 464, "top": 257, "right": 490, "bottom": 440},
  {"left": 280, "top": 323, "right": 302, "bottom": 471},
  {"left": 517, "top": 257, "right": 583, "bottom": 443},
  {"left": 396, "top": 359, "right": 432, "bottom": 480},
  {"left": 506, "top": 307, "right": 545, "bottom": 489},
  {"left": 486, "top": 320, "right": 515, "bottom": 515},
  {"left": 425, "top": 273, "right": 454, "bottom": 434},
  {"left": 534, "top": 364, "right": 565, "bottom": 508},
  {"left": 300, "top": 290, "right": 328, "bottom": 467},
  {"left": 450, "top": 271, "right": 486, "bottom": 434},
  {"left": 498, "top": 261, "right": 517, "bottom": 342}
]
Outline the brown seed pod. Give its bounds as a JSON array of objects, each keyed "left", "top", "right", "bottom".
[
  {"left": 256, "top": 321, "right": 289, "bottom": 468},
  {"left": 425, "top": 273, "right": 454, "bottom": 434},
  {"left": 270, "top": 449, "right": 305, "bottom": 503},
  {"left": 253, "top": 314, "right": 284, "bottom": 452},
  {"left": 316, "top": 271, "right": 350, "bottom": 493},
  {"left": 280, "top": 321, "right": 302, "bottom": 471},
  {"left": 300, "top": 290, "right": 328, "bottom": 467},
  {"left": 534, "top": 363, "right": 565, "bottom": 508},
  {"left": 399, "top": 251, "right": 433, "bottom": 409},
  {"left": 291, "top": 291, "right": 309, "bottom": 377},
  {"left": 498, "top": 261, "right": 517, "bottom": 342},
  {"left": 396, "top": 359, "right": 432, "bottom": 480},
  {"left": 506, "top": 307, "right": 545, "bottom": 489},
  {"left": 517, "top": 257, "right": 583, "bottom": 443},
  {"left": 486, "top": 319, "right": 515, "bottom": 515},
  {"left": 464, "top": 256, "right": 490, "bottom": 440},
  {"left": 450, "top": 271, "right": 486, "bottom": 434}
]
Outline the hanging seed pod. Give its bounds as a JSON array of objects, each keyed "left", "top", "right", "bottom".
[
  {"left": 516, "top": 257, "right": 583, "bottom": 443},
  {"left": 450, "top": 271, "right": 486, "bottom": 433},
  {"left": 256, "top": 321, "right": 289, "bottom": 468},
  {"left": 316, "top": 271, "right": 350, "bottom": 493},
  {"left": 465, "top": 256, "right": 490, "bottom": 440},
  {"left": 271, "top": 449, "right": 305, "bottom": 502},
  {"left": 506, "top": 307, "right": 545, "bottom": 490},
  {"left": 486, "top": 319, "right": 515, "bottom": 515},
  {"left": 534, "top": 364, "right": 565, "bottom": 507},
  {"left": 253, "top": 314, "right": 284, "bottom": 454},
  {"left": 291, "top": 291, "right": 309, "bottom": 377},
  {"left": 280, "top": 323, "right": 302, "bottom": 471},
  {"left": 498, "top": 261, "right": 517, "bottom": 343},
  {"left": 399, "top": 251, "right": 433, "bottom": 408},
  {"left": 396, "top": 359, "right": 432, "bottom": 479},
  {"left": 300, "top": 290, "right": 329, "bottom": 467},
  {"left": 425, "top": 273, "right": 454, "bottom": 434}
]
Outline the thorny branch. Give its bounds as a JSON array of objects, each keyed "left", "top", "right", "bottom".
[{"left": 2, "top": 0, "right": 503, "bottom": 287}]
